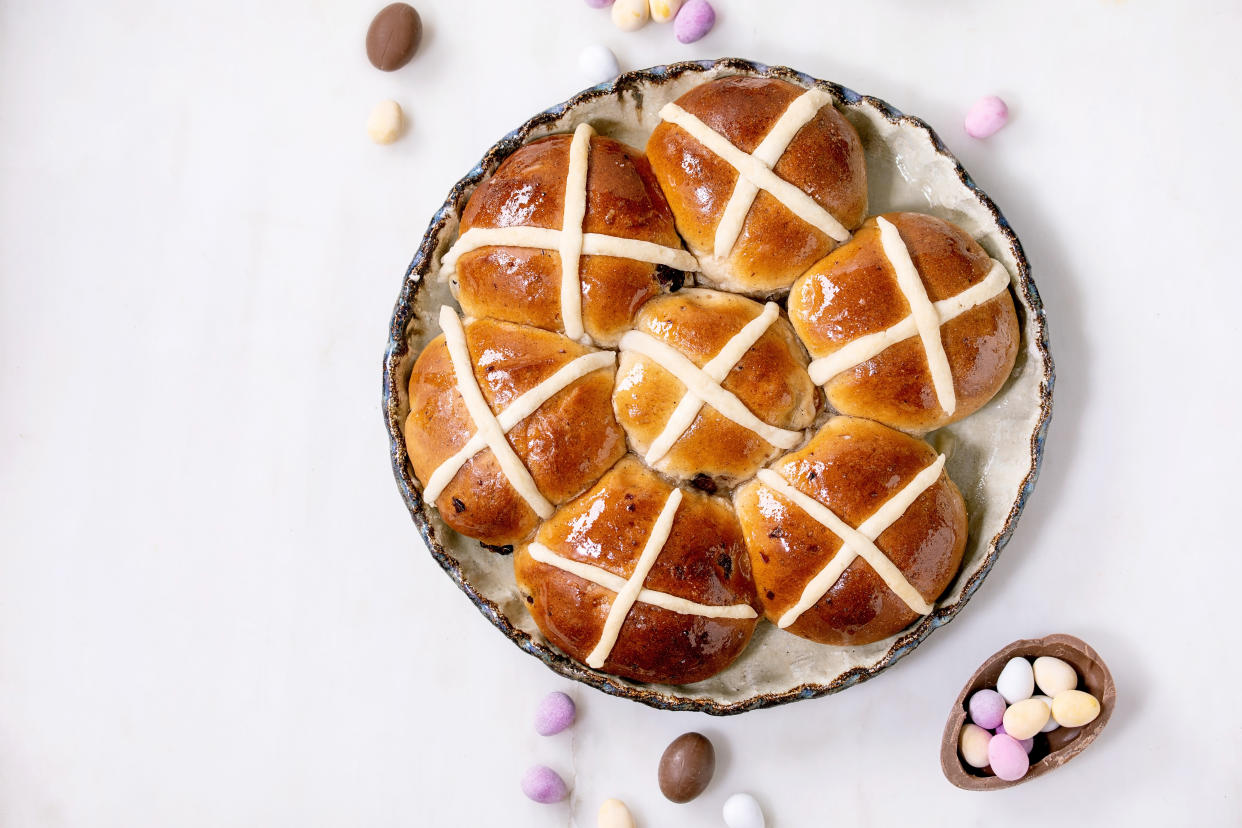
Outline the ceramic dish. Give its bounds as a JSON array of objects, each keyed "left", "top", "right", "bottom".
[{"left": 382, "top": 58, "right": 1054, "bottom": 715}]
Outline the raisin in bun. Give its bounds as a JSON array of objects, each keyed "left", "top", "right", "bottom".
[
  {"left": 734, "top": 416, "right": 967, "bottom": 646},
  {"left": 788, "top": 212, "right": 1020, "bottom": 433},
  {"left": 647, "top": 76, "right": 867, "bottom": 297},
  {"left": 612, "top": 288, "right": 818, "bottom": 489},
  {"left": 439, "top": 124, "right": 696, "bottom": 347},
  {"left": 405, "top": 308, "right": 625, "bottom": 546},
  {"left": 515, "top": 457, "right": 760, "bottom": 685}
]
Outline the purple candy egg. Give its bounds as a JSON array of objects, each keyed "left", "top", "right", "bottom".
[
  {"left": 521, "top": 765, "right": 569, "bottom": 804},
  {"left": 535, "top": 691, "right": 576, "bottom": 736},
  {"left": 674, "top": 0, "right": 715, "bottom": 43},
  {"left": 584, "top": 0, "right": 615, "bottom": 7},
  {"left": 987, "top": 734, "right": 1030, "bottom": 782},
  {"left": 968, "top": 688, "right": 1006, "bottom": 730}
]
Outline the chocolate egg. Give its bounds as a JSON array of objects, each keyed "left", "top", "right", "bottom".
[
  {"left": 658, "top": 732, "right": 715, "bottom": 803},
  {"left": 366, "top": 3, "right": 422, "bottom": 71}
]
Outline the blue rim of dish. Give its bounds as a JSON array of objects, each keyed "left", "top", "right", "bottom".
[{"left": 381, "top": 58, "right": 1054, "bottom": 715}]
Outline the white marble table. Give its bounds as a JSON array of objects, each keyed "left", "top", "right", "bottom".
[{"left": 2, "top": 1, "right": 1239, "bottom": 825}]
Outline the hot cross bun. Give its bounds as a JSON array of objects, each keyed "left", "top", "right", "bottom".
[
  {"left": 441, "top": 124, "right": 696, "bottom": 347},
  {"left": 404, "top": 308, "right": 626, "bottom": 546},
  {"left": 646, "top": 76, "right": 867, "bottom": 297},
  {"left": 612, "top": 287, "right": 818, "bottom": 488},
  {"left": 514, "top": 457, "right": 760, "bottom": 684},
  {"left": 734, "top": 416, "right": 967, "bottom": 646},
  {"left": 789, "top": 212, "right": 1020, "bottom": 433}
]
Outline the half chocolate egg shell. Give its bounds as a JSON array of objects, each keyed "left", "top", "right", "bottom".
[{"left": 941, "top": 634, "right": 1116, "bottom": 790}]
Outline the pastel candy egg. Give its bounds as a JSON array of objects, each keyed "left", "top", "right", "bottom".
[
  {"left": 967, "top": 688, "right": 1006, "bottom": 730},
  {"left": 987, "top": 734, "right": 1030, "bottom": 782},
  {"left": 650, "top": 0, "right": 683, "bottom": 22},
  {"left": 534, "top": 691, "right": 576, "bottom": 736},
  {"left": 993, "top": 723, "right": 1034, "bottom": 754},
  {"left": 722, "top": 793, "right": 766, "bottom": 828},
  {"left": 673, "top": 0, "right": 715, "bottom": 43},
  {"left": 611, "top": 0, "right": 650, "bottom": 30},
  {"left": 521, "top": 765, "right": 568, "bottom": 804},
  {"left": 958, "top": 723, "right": 991, "bottom": 768},
  {"left": 964, "top": 95, "right": 1009, "bottom": 139},
  {"left": 597, "top": 798, "right": 635, "bottom": 828},
  {"left": 585, "top": 0, "right": 615, "bottom": 7},
  {"left": 366, "top": 100, "right": 404, "bottom": 145},
  {"left": 1002, "top": 697, "right": 1051, "bottom": 741},
  {"left": 579, "top": 44, "right": 620, "bottom": 86},
  {"left": 1033, "top": 656, "right": 1078, "bottom": 696},
  {"left": 1052, "top": 690, "right": 1101, "bottom": 728},
  {"left": 996, "top": 657, "right": 1035, "bottom": 703},
  {"left": 1032, "top": 694, "right": 1059, "bottom": 732}
]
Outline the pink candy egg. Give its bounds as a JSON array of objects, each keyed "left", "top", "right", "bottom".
[
  {"left": 964, "top": 95, "right": 1009, "bottom": 139},
  {"left": 521, "top": 765, "right": 569, "bottom": 804},
  {"left": 967, "top": 688, "right": 1005, "bottom": 730},
  {"left": 585, "top": 0, "right": 615, "bottom": 7},
  {"left": 534, "top": 691, "right": 576, "bottom": 736},
  {"left": 994, "top": 723, "right": 1035, "bottom": 754},
  {"left": 987, "top": 734, "right": 1030, "bottom": 782},
  {"left": 674, "top": 0, "right": 715, "bottom": 43}
]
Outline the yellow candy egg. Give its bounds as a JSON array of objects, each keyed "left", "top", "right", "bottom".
[
  {"left": 1002, "top": 697, "right": 1051, "bottom": 740},
  {"left": 650, "top": 0, "right": 683, "bottom": 22},
  {"left": 1052, "top": 690, "right": 1101, "bottom": 728}
]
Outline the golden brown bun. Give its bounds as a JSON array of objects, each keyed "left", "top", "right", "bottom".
[
  {"left": 789, "top": 212, "right": 1020, "bottom": 433},
  {"left": 405, "top": 318, "right": 626, "bottom": 546},
  {"left": 646, "top": 76, "right": 867, "bottom": 297},
  {"left": 454, "top": 132, "right": 686, "bottom": 347},
  {"left": 514, "top": 457, "right": 759, "bottom": 685},
  {"left": 734, "top": 416, "right": 967, "bottom": 646},
  {"left": 612, "top": 288, "right": 818, "bottom": 488}
]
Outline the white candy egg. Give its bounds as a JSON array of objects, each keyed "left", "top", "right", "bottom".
[
  {"left": 578, "top": 44, "right": 620, "bottom": 86},
  {"left": 723, "top": 793, "right": 765, "bottom": 828},
  {"left": 1033, "top": 656, "right": 1078, "bottom": 697},
  {"left": 996, "top": 656, "right": 1035, "bottom": 703}
]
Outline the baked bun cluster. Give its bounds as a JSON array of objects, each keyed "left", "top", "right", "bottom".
[{"left": 404, "top": 75, "right": 1021, "bottom": 685}]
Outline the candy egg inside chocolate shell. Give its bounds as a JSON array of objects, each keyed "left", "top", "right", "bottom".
[{"left": 940, "top": 634, "right": 1115, "bottom": 790}]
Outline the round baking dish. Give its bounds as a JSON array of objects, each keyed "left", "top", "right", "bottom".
[{"left": 382, "top": 58, "right": 1053, "bottom": 715}]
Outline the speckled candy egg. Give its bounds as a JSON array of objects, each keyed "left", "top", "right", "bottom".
[
  {"left": 996, "top": 657, "right": 1035, "bottom": 704},
  {"left": 534, "top": 691, "right": 576, "bottom": 736},
  {"left": 522, "top": 765, "right": 569, "bottom": 803},
  {"left": 723, "top": 792, "right": 766, "bottom": 828},
  {"left": 1033, "top": 656, "right": 1078, "bottom": 696},
  {"left": 967, "top": 688, "right": 1006, "bottom": 730},
  {"left": 987, "top": 733, "right": 1029, "bottom": 782}
]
